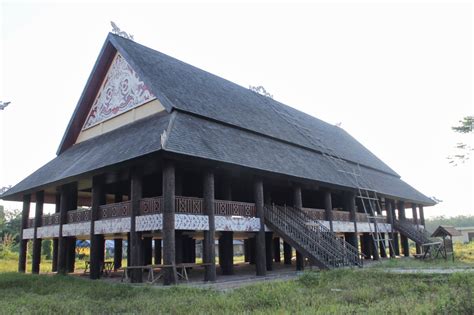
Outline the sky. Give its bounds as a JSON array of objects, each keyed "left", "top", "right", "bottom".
[{"left": 0, "top": 0, "right": 473, "bottom": 218}]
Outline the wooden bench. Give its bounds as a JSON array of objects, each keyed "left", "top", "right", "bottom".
[
  {"left": 121, "top": 263, "right": 212, "bottom": 283},
  {"left": 84, "top": 260, "right": 114, "bottom": 276}
]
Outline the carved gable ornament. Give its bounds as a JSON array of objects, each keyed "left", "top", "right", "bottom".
[{"left": 82, "top": 53, "right": 155, "bottom": 129}]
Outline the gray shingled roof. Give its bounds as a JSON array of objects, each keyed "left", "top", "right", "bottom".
[
  {"left": 2, "top": 34, "right": 435, "bottom": 205},
  {"left": 166, "top": 112, "right": 433, "bottom": 204},
  {"left": 110, "top": 34, "right": 398, "bottom": 176}
]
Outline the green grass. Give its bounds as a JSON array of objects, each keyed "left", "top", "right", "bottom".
[{"left": 0, "top": 269, "right": 472, "bottom": 314}]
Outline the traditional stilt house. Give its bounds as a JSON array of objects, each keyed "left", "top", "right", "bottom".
[{"left": 1, "top": 33, "right": 435, "bottom": 283}]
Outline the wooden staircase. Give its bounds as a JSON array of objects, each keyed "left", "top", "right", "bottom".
[
  {"left": 393, "top": 219, "right": 437, "bottom": 245},
  {"left": 264, "top": 205, "right": 362, "bottom": 269}
]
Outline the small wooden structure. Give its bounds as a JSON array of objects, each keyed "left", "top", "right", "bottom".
[{"left": 431, "top": 226, "right": 461, "bottom": 261}]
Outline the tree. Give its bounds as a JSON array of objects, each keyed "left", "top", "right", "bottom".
[{"left": 448, "top": 115, "right": 473, "bottom": 165}]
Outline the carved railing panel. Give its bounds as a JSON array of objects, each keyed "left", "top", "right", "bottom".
[
  {"left": 355, "top": 212, "right": 368, "bottom": 222},
  {"left": 26, "top": 218, "right": 34, "bottom": 228},
  {"left": 175, "top": 196, "right": 203, "bottom": 214},
  {"left": 332, "top": 210, "right": 351, "bottom": 222},
  {"left": 214, "top": 199, "right": 256, "bottom": 217},
  {"left": 302, "top": 208, "right": 326, "bottom": 220},
  {"left": 140, "top": 197, "right": 163, "bottom": 215},
  {"left": 42, "top": 213, "right": 60, "bottom": 226},
  {"left": 67, "top": 209, "right": 91, "bottom": 224},
  {"left": 99, "top": 201, "right": 131, "bottom": 219}
]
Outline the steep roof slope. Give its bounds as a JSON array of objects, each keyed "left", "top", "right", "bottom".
[{"left": 104, "top": 34, "right": 398, "bottom": 176}]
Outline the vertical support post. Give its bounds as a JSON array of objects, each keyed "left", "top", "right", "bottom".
[
  {"left": 57, "top": 183, "right": 76, "bottom": 275},
  {"left": 244, "top": 239, "right": 250, "bottom": 262},
  {"left": 66, "top": 186, "right": 78, "bottom": 273},
  {"left": 412, "top": 204, "right": 421, "bottom": 254},
  {"left": 293, "top": 185, "right": 304, "bottom": 270},
  {"left": 219, "top": 231, "right": 234, "bottom": 275},
  {"left": 379, "top": 233, "right": 387, "bottom": 258},
  {"left": 127, "top": 233, "right": 131, "bottom": 267},
  {"left": 324, "top": 191, "right": 334, "bottom": 232},
  {"left": 273, "top": 237, "right": 281, "bottom": 262},
  {"left": 18, "top": 194, "right": 31, "bottom": 273},
  {"left": 346, "top": 191, "right": 359, "bottom": 250},
  {"left": 175, "top": 231, "right": 183, "bottom": 264},
  {"left": 32, "top": 191, "right": 44, "bottom": 274},
  {"left": 386, "top": 199, "right": 395, "bottom": 258},
  {"left": 114, "top": 239, "right": 123, "bottom": 271},
  {"left": 265, "top": 232, "right": 273, "bottom": 271},
  {"left": 203, "top": 170, "right": 217, "bottom": 281},
  {"left": 52, "top": 193, "right": 60, "bottom": 272},
  {"left": 90, "top": 175, "right": 105, "bottom": 280},
  {"left": 283, "top": 241, "right": 292, "bottom": 265},
  {"left": 248, "top": 236, "right": 256, "bottom": 264},
  {"left": 398, "top": 200, "right": 409, "bottom": 257},
  {"left": 419, "top": 205, "right": 425, "bottom": 226},
  {"left": 163, "top": 161, "right": 177, "bottom": 284},
  {"left": 130, "top": 168, "right": 144, "bottom": 282},
  {"left": 154, "top": 239, "right": 162, "bottom": 265},
  {"left": 254, "top": 179, "right": 266, "bottom": 276},
  {"left": 143, "top": 236, "right": 152, "bottom": 265}
]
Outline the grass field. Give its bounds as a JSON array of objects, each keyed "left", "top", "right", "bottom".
[
  {"left": 0, "top": 268, "right": 472, "bottom": 314},
  {"left": 0, "top": 243, "right": 472, "bottom": 314}
]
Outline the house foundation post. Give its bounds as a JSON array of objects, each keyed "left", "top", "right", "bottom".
[
  {"left": 32, "top": 191, "right": 44, "bottom": 274},
  {"left": 163, "top": 161, "right": 177, "bottom": 284},
  {"left": 324, "top": 191, "right": 334, "bottom": 232},
  {"left": 398, "top": 201, "right": 409, "bottom": 257},
  {"left": 203, "top": 170, "right": 217, "bottom": 281},
  {"left": 18, "top": 194, "right": 30, "bottom": 273},
  {"left": 254, "top": 179, "right": 266, "bottom": 276},
  {"left": 293, "top": 185, "right": 304, "bottom": 271},
  {"left": 90, "top": 175, "right": 106, "bottom": 280}
]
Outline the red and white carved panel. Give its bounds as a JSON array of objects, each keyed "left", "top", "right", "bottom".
[
  {"left": 82, "top": 53, "right": 155, "bottom": 129},
  {"left": 136, "top": 214, "right": 209, "bottom": 231}
]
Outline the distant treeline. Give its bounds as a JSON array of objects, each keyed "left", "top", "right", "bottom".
[{"left": 425, "top": 215, "right": 474, "bottom": 232}]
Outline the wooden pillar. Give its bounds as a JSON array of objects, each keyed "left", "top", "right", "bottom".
[
  {"left": 32, "top": 191, "right": 44, "bottom": 274},
  {"left": 293, "top": 185, "right": 304, "bottom": 271},
  {"left": 130, "top": 168, "right": 144, "bottom": 283},
  {"left": 244, "top": 239, "right": 250, "bottom": 262},
  {"left": 283, "top": 241, "right": 292, "bottom": 265},
  {"left": 248, "top": 236, "right": 256, "bottom": 264},
  {"left": 203, "top": 170, "right": 217, "bottom": 281},
  {"left": 114, "top": 239, "right": 123, "bottom": 271},
  {"left": 219, "top": 231, "right": 234, "bottom": 275},
  {"left": 324, "top": 191, "right": 334, "bottom": 232},
  {"left": 52, "top": 193, "right": 60, "bottom": 272},
  {"left": 370, "top": 200, "right": 380, "bottom": 261},
  {"left": 127, "top": 233, "right": 131, "bottom": 267},
  {"left": 254, "top": 179, "right": 266, "bottom": 276},
  {"left": 379, "top": 233, "right": 387, "bottom": 258},
  {"left": 57, "top": 183, "right": 76, "bottom": 275},
  {"left": 362, "top": 234, "right": 371, "bottom": 259},
  {"left": 162, "top": 161, "right": 177, "bottom": 284},
  {"left": 398, "top": 201, "right": 409, "bottom": 257},
  {"left": 265, "top": 232, "right": 273, "bottom": 271},
  {"left": 419, "top": 205, "right": 425, "bottom": 226},
  {"left": 346, "top": 191, "right": 359, "bottom": 250},
  {"left": 66, "top": 186, "right": 78, "bottom": 273},
  {"left": 412, "top": 204, "right": 421, "bottom": 254},
  {"left": 175, "top": 231, "right": 183, "bottom": 264},
  {"left": 143, "top": 236, "right": 153, "bottom": 266},
  {"left": 385, "top": 199, "right": 395, "bottom": 258},
  {"left": 273, "top": 237, "right": 281, "bottom": 262},
  {"left": 90, "top": 175, "right": 105, "bottom": 280},
  {"left": 154, "top": 239, "right": 162, "bottom": 265},
  {"left": 18, "top": 194, "right": 30, "bottom": 273}
]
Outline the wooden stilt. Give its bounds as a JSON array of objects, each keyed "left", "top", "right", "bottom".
[
  {"left": 114, "top": 239, "right": 123, "bottom": 271},
  {"left": 154, "top": 239, "right": 162, "bottom": 265},
  {"left": 32, "top": 191, "right": 44, "bottom": 274},
  {"left": 398, "top": 201, "right": 409, "bottom": 257},
  {"left": 52, "top": 193, "right": 60, "bottom": 272},
  {"left": 143, "top": 237, "right": 152, "bottom": 266},
  {"left": 219, "top": 231, "right": 234, "bottom": 275},
  {"left": 296, "top": 251, "right": 304, "bottom": 271},
  {"left": 249, "top": 237, "right": 256, "bottom": 264},
  {"left": 265, "top": 232, "right": 273, "bottom": 271},
  {"left": 203, "top": 170, "right": 217, "bottom": 281},
  {"left": 90, "top": 175, "right": 105, "bottom": 280},
  {"left": 283, "top": 241, "right": 292, "bottom": 265},
  {"left": 58, "top": 183, "right": 77, "bottom": 275},
  {"left": 324, "top": 191, "right": 334, "bottom": 232},
  {"left": 175, "top": 231, "right": 183, "bottom": 264},
  {"left": 130, "top": 168, "right": 144, "bottom": 283},
  {"left": 254, "top": 179, "right": 266, "bottom": 276},
  {"left": 18, "top": 194, "right": 30, "bottom": 273},
  {"left": 244, "top": 239, "right": 250, "bottom": 262},
  {"left": 273, "top": 237, "right": 281, "bottom": 262},
  {"left": 163, "top": 161, "right": 177, "bottom": 285},
  {"left": 293, "top": 185, "right": 304, "bottom": 271}
]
